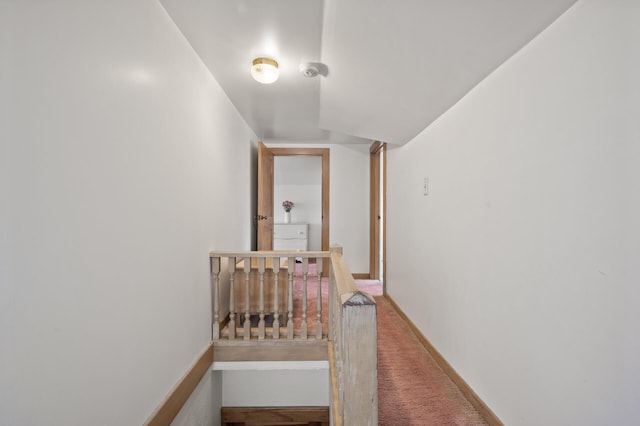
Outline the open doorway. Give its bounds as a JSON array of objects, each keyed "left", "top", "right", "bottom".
[
  {"left": 370, "top": 141, "right": 386, "bottom": 289},
  {"left": 256, "top": 142, "right": 330, "bottom": 255},
  {"left": 273, "top": 156, "right": 323, "bottom": 250}
]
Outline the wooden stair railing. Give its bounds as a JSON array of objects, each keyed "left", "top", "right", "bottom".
[
  {"left": 210, "top": 250, "right": 331, "bottom": 341},
  {"left": 209, "top": 245, "right": 378, "bottom": 425}
]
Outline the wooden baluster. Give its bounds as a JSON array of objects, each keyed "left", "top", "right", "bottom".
[
  {"left": 228, "top": 257, "right": 236, "bottom": 339},
  {"left": 316, "top": 257, "right": 323, "bottom": 339},
  {"left": 287, "top": 256, "right": 295, "bottom": 340},
  {"left": 211, "top": 256, "right": 221, "bottom": 339},
  {"left": 301, "top": 257, "right": 309, "bottom": 339},
  {"left": 258, "top": 257, "right": 266, "bottom": 340},
  {"left": 244, "top": 258, "right": 251, "bottom": 340},
  {"left": 272, "top": 258, "right": 280, "bottom": 339}
]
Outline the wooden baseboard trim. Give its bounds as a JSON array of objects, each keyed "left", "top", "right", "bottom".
[
  {"left": 221, "top": 406, "right": 329, "bottom": 425},
  {"left": 144, "top": 342, "right": 214, "bottom": 426},
  {"left": 384, "top": 295, "right": 504, "bottom": 426},
  {"left": 327, "top": 341, "right": 343, "bottom": 426},
  {"left": 352, "top": 273, "right": 370, "bottom": 279}
]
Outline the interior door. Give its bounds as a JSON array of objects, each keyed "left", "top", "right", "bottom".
[
  {"left": 257, "top": 141, "right": 274, "bottom": 250},
  {"left": 370, "top": 141, "right": 386, "bottom": 283}
]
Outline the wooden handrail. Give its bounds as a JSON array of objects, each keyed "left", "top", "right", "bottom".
[
  {"left": 329, "top": 251, "right": 358, "bottom": 298},
  {"left": 209, "top": 246, "right": 377, "bottom": 424},
  {"left": 210, "top": 250, "right": 330, "bottom": 258}
]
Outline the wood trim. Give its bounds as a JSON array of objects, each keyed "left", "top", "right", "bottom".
[
  {"left": 369, "top": 141, "right": 386, "bottom": 287},
  {"left": 321, "top": 149, "right": 330, "bottom": 273},
  {"left": 352, "top": 273, "right": 371, "bottom": 280},
  {"left": 327, "top": 341, "right": 343, "bottom": 426},
  {"left": 221, "top": 406, "right": 329, "bottom": 425},
  {"left": 381, "top": 142, "right": 386, "bottom": 293},
  {"left": 265, "top": 146, "right": 330, "bottom": 272},
  {"left": 213, "top": 340, "right": 328, "bottom": 362},
  {"left": 144, "top": 342, "right": 214, "bottom": 426},
  {"left": 369, "top": 142, "right": 380, "bottom": 279},
  {"left": 257, "top": 141, "right": 275, "bottom": 250},
  {"left": 383, "top": 295, "right": 504, "bottom": 426},
  {"left": 211, "top": 250, "right": 330, "bottom": 258},
  {"left": 270, "top": 147, "right": 328, "bottom": 156},
  {"left": 369, "top": 141, "right": 385, "bottom": 154},
  {"left": 330, "top": 251, "right": 359, "bottom": 296}
]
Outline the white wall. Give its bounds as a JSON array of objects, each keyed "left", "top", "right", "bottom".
[
  {"left": 328, "top": 144, "right": 370, "bottom": 273},
  {"left": 268, "top": 143, "right": 370, "bottom": 273},
  {"left": 221, "top": 367, "right": 329, "bottom": 407},
  {"left": 387, "top": 1, "right": 640, "bottom": 425},
  {"left": 171, "top": 371, "right": 222, "bottom": 426},
  {"left": 173, "top": 365, "right": 329, "bottom": 426},
  {"left": 0, "top": 1, "right": 256, "bottom": 425},
  {"left": 274, "top": 156, "right": 323, "bottom": 250}
]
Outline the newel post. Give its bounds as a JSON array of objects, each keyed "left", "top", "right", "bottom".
[{"left": 341, "top": 291, "right": 378, "bottom": 425}]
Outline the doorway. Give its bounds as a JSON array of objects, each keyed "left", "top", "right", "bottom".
[
  {"left": 256, "top": 142, "right": 330, "bottom": 255},
  {"left": 274, "top": 156, "right": 322, "bottom": 249},
  {"left": 370, "top": 141, "right": 386, "bottom": 288}
]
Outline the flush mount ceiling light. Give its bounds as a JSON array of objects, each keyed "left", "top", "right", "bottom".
[{"left": 251, "top": 57, "right": 279, "bottom": 84}]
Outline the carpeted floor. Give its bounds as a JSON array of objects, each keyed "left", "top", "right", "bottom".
[
  {"left": 289, "top": 264, "right": 487, "bottom": 425},
  {"left": 289, "top": 264, "right": 382, "bottom": 336},
  {"left": 375, "top": 296, "right": 487, "bottom": 425}
]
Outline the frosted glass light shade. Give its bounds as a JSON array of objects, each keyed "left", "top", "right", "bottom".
[{"left": 251, "top": 57, "right": 279, "bottom": 84}]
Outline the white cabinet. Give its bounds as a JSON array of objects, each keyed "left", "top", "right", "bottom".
[{"left": 273, "top": 223, "right": 308, "bottom": 251}]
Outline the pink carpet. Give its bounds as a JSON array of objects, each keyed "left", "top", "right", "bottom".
[
  {"left": 376, "top": 296, "right": 487, "bottom": 425},
  {"left": 288, "top": 264, "right": 488, "bottom": 424},
  {"left": 289, "top": 263, "right": 382, "bottom": 337}
]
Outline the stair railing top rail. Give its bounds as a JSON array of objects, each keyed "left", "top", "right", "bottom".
[{"left": 210, "top": 250, "right": 331, "bottom": 259}]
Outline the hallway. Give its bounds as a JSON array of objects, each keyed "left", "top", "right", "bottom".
[
  {"left": 375, "top": 296, "right": 487, "bottom": 425},
  {"left": 353, "top": 279, "right": 487, "bottom": 425}
]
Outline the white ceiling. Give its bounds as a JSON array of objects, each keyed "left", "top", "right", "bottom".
[{"left": 160, "top": 0, "right": 577, "bottom": 146}]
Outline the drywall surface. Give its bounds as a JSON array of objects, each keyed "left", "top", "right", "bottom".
[
  {"left": 274, "top": 156, "right": 323, "bottom": 250},
  {"left": 1, "top": 1, "right": 256, "bottom": 424},
  {"left": 171, "top": 371, "right": 222, "bottom": 426},
  {"left": 267, "top": 143, "right": 370, "bottom": 274},
  {"left": 222, "top": 368, "right": 330, "bottom": 406},
  {"left": 386, "top": 1, "right": 640, "bottom": 425},
  {"left": 327, "top": 144, "right": 370, "bottom": 274}
]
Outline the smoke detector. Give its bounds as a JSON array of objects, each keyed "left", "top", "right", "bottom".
[{"left": 299, "top": 63, "right": 320, "bottom": 78}]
